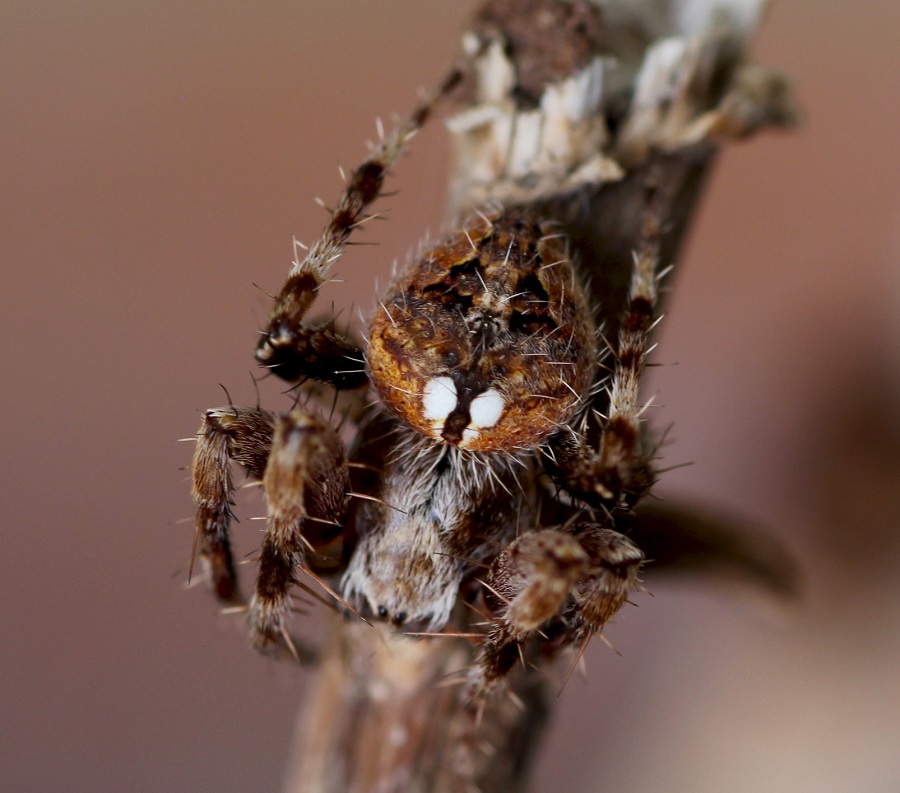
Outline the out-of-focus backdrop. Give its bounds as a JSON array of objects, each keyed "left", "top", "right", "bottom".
[{"left": 2, "top": 2, "right": 898, "bottom": 792}]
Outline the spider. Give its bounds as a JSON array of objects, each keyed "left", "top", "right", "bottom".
[{"left": 189, "top": 60, "right": 668, "bottom": 699}]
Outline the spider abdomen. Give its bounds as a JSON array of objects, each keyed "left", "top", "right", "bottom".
[{"left": 367, "top": 210, "right": 596, "bottom": 453}]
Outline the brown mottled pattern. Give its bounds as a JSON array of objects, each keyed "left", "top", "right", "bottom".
[{"left": 368, "top": 210, "right": 596, "bottom": 452}]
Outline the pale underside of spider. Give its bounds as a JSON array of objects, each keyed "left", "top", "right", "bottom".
[{"left": 189, "top": 1, "right": 797, "bottom": 701}]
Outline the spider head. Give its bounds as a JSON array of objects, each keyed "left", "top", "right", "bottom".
[{"left": 367, "top": 211, "right": 596, "bottom": 453}]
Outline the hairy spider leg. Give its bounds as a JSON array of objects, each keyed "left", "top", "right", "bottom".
[
  {"left": 191, "top": 404, "right": 350, "bottom": 649},
  {"left": 468, "top": 522, "right": 642, "bottom": 698},
  {"left": 255, "top": 68, "right": 464, "bottom": 387},
  {"left": 191, "top": 406, "right": 275, "bottom": 600},
  {"left": 248, "top": 408, "right": 350, "bottom": 648},
  {"left": 544, "top": 186, "right": 663, "bottom": 513}
]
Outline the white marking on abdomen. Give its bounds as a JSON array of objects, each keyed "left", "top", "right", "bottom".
[
  {"left": 469, "top": 388, "right": 504, "bottom": 429},
  {"left": 422, "top": 377, "right": 458, "bottom": 422}
]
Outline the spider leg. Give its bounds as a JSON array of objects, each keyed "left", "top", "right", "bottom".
[
  {"left": 191, "top": 405, "right": 275, "bottom": 601},
  {"left": 256, "top": 68, "right": 463, "bottom": 386},
  {"left": 563, "top": 523, "right": 643, "bottom": 645},
  {"left": 258, "top": 316, "right": 368, "bottom": 389},
  {"left": 469, "top": 523, "right": 642, "bottom": 698},
  {"left": 191, "top": 404, "right": 351, "bottom": 649},
  {"left": 248, "top": 408, "right": 350, "bottom": 649},
  {"left": 471, "top": 529, "right": 588, "bottom": 696},
  {"left": 543, "top": 188, "right": 662, "bottom": 512}
]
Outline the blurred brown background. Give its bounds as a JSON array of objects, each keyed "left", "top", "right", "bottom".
[{"left": 2, "top": 2, "right": 898, "bottom": 792}]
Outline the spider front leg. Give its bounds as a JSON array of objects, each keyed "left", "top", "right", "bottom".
[
  {"left": 544, "top": 196, "right": 662, "bottom": 513},
  {"left": 257, "top": 301, "right": 368, "bottom": 390},
  {"left": 255, "top": 68, "right": 463, "bottom": 387},
  {"left": 472, "top": 529, "right": 589, "bottom": 695},
  {"left": 563, "top": 523, "right": 644, "bottom": 646}
]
